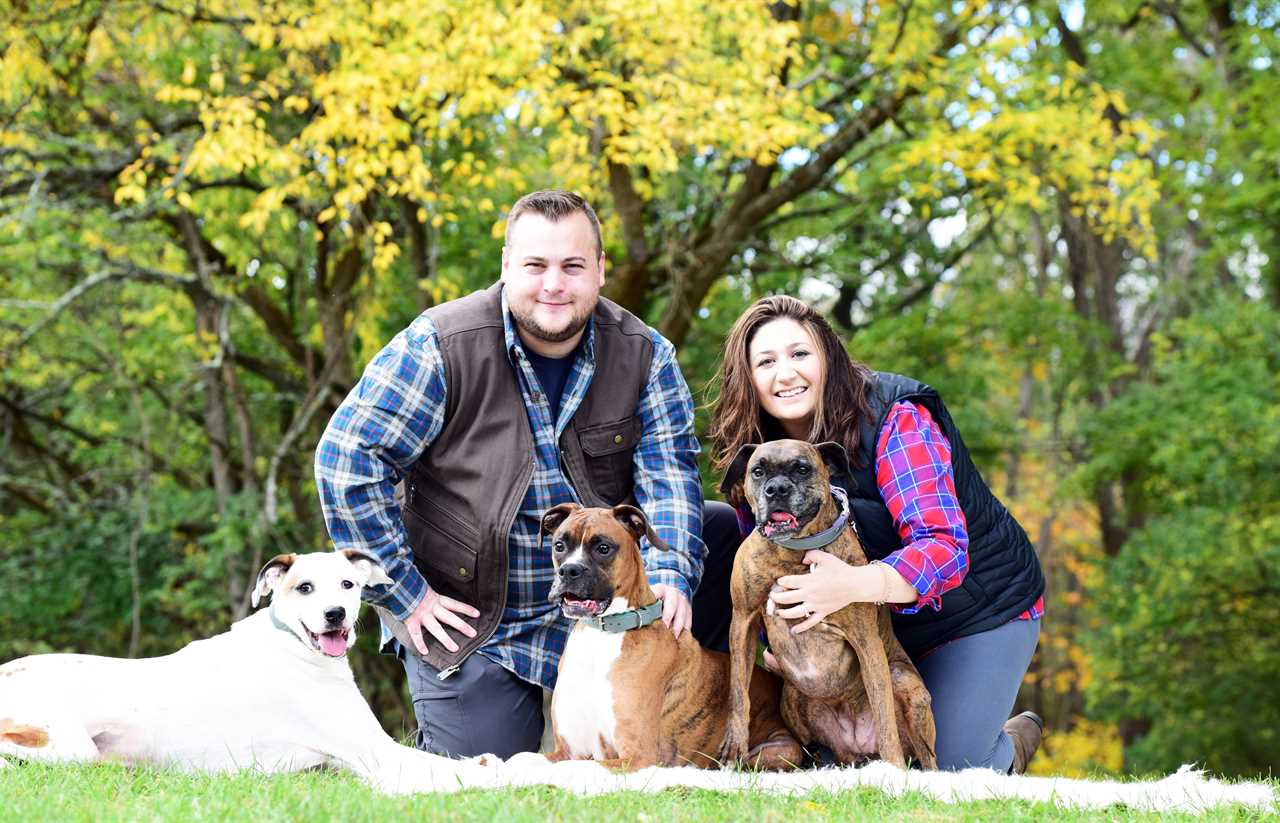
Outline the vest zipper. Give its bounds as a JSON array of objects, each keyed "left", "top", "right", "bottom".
[
  {"left": 435, "top": 452, "right": 533, "bottom": 677},
  {"left": 407, "top": 478, "right": 463, "bottom": 682}
]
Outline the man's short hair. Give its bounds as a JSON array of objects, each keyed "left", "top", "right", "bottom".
[{"left": 504, "top": 190, "right": 603, "bottom": 258}]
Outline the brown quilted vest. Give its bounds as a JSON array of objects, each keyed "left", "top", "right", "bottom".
[{"left": 400, "top": 282, "right": 654, "bottom": 672}]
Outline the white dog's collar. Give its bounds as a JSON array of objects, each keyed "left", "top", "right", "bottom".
[{"left": 269, "top": 608, "right": 310, "bottom": 649}]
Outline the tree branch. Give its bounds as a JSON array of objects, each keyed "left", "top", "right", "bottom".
[{"left": 9, "top": 266, "right": 197, "bottom": 354}]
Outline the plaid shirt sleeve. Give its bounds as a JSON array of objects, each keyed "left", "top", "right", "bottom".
[
  {"left": 631, "top": 330, "right": 705, "bottom": 601},
  {"left": 314, "top": 314, "right": 446, "bottom": 620},
  {"left": 874, "top": 401, "right": 969, "bottom": 614}
]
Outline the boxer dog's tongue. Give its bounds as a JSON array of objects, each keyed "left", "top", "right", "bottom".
[
  {"left": 561, "top": 593, "right": 603, "bottom": 617},
  {"left": 316, "top": 629, "right": 349, "bottom": 657},
  {"left": 763, "top": 510, "right": 799, "bottom": 537}
]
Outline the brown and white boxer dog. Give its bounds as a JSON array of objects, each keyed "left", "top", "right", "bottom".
[
  {"left": 717, "top": 440, "right": 937, "bottom": 769},
  {"left": 541, "top": 503, "right": 801, "bottom": 771}
]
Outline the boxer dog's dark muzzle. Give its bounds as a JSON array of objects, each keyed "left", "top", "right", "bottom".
[
  {"left": 720, "top": 440, "right": 853, "bottom": 542},
  {"left": 548, "top": 549, "right": 616, "bottom": 619},
  {"left": 754, "top": 469, "right": 825, "bottom": 540}
]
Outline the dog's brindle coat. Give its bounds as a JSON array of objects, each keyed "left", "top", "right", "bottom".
[
  {"left": 718, "top": 440, "right": 937, "bottom": 769},
  {"left": 542, "top": 503, "right": 801, "bottom": 770}
]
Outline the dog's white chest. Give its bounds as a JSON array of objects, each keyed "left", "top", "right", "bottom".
[{"left": 552, "top": 625, "right": 624, "bottom": 759}]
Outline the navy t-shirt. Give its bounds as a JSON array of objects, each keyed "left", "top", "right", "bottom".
[{"left": 525, "top": 346, "right": 575, "bottom": 422}]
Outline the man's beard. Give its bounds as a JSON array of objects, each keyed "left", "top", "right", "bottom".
[{"left": 509, "top": 301, "right": 593, "bottom": 344}]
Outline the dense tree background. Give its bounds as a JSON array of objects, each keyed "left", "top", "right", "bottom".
[{"left": 2, "top": 0, "right": 1276, "bottom": 778}]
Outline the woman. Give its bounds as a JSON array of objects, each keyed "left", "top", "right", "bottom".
[{"left": 708, "top": 295, "right": 1046, "bottom": 774}]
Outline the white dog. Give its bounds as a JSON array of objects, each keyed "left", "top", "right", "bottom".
[{"left": 0, "top": 550, "right": 477, "bottom": 794}]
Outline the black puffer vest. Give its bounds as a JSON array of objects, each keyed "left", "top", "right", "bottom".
[{"left": 837, "top": 372, "right": 1044, "bottom": 659}]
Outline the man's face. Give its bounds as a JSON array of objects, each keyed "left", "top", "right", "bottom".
[{"left": 501, "top": 211, "right": 606, "bottom": 353}]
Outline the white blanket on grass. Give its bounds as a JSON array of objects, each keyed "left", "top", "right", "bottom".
[{"left": 461, "top": 754, "right": 1276, "bottom": 814}]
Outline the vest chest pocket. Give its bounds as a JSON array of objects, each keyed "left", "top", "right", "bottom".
[
  {"left": 576, "top": 416, "right": 642, "bottom": 505},
  {"left": 402, "top": 485, "right": 480, "bottom": 602}
]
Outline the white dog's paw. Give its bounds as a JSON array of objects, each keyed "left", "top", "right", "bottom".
[
  {"left": 465, "top": 752, "right": 505, "bottom": 768},
  {"left": 505, "top": 751, "right": 552, "bottom": 768}
]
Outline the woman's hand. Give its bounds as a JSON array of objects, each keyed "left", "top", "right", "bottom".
[{"left": 768, "top": 549, "right": 891, "bottom": 634}]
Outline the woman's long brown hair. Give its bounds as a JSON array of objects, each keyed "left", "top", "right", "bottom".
[{"left": 706, "top": 296, "right": 874, "bottom": 504}]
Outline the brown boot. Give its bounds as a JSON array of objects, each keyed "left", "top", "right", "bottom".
[{"left": 1003, "top": 710, "right": 1043, "bottom": 775}]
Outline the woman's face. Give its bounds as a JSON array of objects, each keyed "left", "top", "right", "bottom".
[{"left": 748, "top": 318, "right": 825, "bottom": 439}]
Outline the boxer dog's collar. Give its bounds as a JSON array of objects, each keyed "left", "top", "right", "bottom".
[
  {"left": 767, "top": 486, "right": 851, "bottom": 552},
  {"left": 579, "top": 599, "right": 664, "bottom": 633}
]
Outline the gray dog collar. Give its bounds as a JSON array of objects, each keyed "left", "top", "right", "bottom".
[
  {"left": 581, "top": 599, "right": 664, "bottom": 633},
  {"left": 269, "top": 608, "right": 308, "bottom": 648},
  {"left": 766, "top": 486, "right": 852, "bottom": 552}
]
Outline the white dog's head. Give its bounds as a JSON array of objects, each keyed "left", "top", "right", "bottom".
[{"left": 251, "top": 550, "right": 392, "bottom": 658}]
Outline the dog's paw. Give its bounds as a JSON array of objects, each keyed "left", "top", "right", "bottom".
[
  {"left": 716, "top": 729, "right": 750, "bottom": 767},
  {"left": 504, "top": 750, "right": 553, "bottom": 768}
]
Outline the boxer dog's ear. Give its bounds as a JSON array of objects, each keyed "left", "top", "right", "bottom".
[
  {"left": 611, "top": 505, "right": 670, "bottom": 551},
  {"left": 718, "top": 443, "right": 758, "bottom": 496},
  {"left": 814, "top": 441, "right": 851, "bottom": 480},
  {"left": 252, "top": 553, "right": 297, "bottom": 608},
  {"left": 540, "top": 503, "right": 581, "bottom": 536},
  {"left": 341, "top": 549, "right": 393, "bottom": 588}
]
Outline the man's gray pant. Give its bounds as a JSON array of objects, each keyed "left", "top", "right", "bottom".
[{"left": 400, "top": 649, "right": 545, "bottom": 759}]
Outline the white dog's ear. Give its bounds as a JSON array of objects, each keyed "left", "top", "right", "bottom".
[
  {"left": 252, "top": 553, "right": 297, "bottom": 608},
  {"left": 341, "top": 549, "right": 392, "bottom": 588}
]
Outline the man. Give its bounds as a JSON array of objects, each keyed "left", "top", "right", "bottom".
[{"left": 315, "top": 190, "right": 739, "bottom": 758}]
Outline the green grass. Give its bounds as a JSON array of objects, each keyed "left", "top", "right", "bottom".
[{"left": 0, "top": 763, "right": 1274, "bottom": 823}]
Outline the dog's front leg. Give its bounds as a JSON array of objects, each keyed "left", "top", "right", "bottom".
[
  {"left": 839, "top": 615, "right": 907, "bottom": 769},
  {"left": 544, "top": 738, "right": 573, "bottom": 762},
  {"left": 717, "top": 607, "right": 760, "bottom": 765},
  {"left": 544, "top": 692, "right": 572, "bottom": 763},
  {"left": 891, "top": 660, "right": 938, "bottom": 769},
  {"left": 345, "top": 740, "right": 484, "bottom": 795},
  {"left": 320, "top": 698, "right": 474, "bottom": 794},
  {"left": 609, "top": 679, "right": 665, "bottom": 770}
]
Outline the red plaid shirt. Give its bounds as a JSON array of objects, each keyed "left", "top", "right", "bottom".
[{"left": 877, "top": 401, "right": 1043, "bottom": 620}]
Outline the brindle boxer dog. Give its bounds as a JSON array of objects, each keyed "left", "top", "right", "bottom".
[
  {"left": 717, "top": 440, "right": 937, "bottom": 769},
  {"left": 541, "top": 503, "right": 802, "bottom": 770}
]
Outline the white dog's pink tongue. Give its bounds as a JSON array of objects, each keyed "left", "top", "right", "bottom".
[{"left": 318, "top": 630, "right": 348, "bottom": 657}]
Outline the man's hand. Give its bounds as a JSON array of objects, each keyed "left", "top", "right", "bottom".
[
  {"left": 650, "top": 583, "right": 692, "bottom": 640},
  {"left": 404, "top": 587, "right": 480, "bottom": 655}
]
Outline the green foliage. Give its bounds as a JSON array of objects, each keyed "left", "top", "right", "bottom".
[{"left": 1081, "top": 298, "right": 1280, "bottom": 777}]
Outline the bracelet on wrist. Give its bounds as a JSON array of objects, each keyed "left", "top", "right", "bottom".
[{"left": 868, "top": 560, "right": 892, "bottom": 606}]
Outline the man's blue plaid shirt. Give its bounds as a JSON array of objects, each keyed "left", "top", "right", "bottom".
[{"left": 315, "top": 290, "right": 705, "bottom": 689}]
